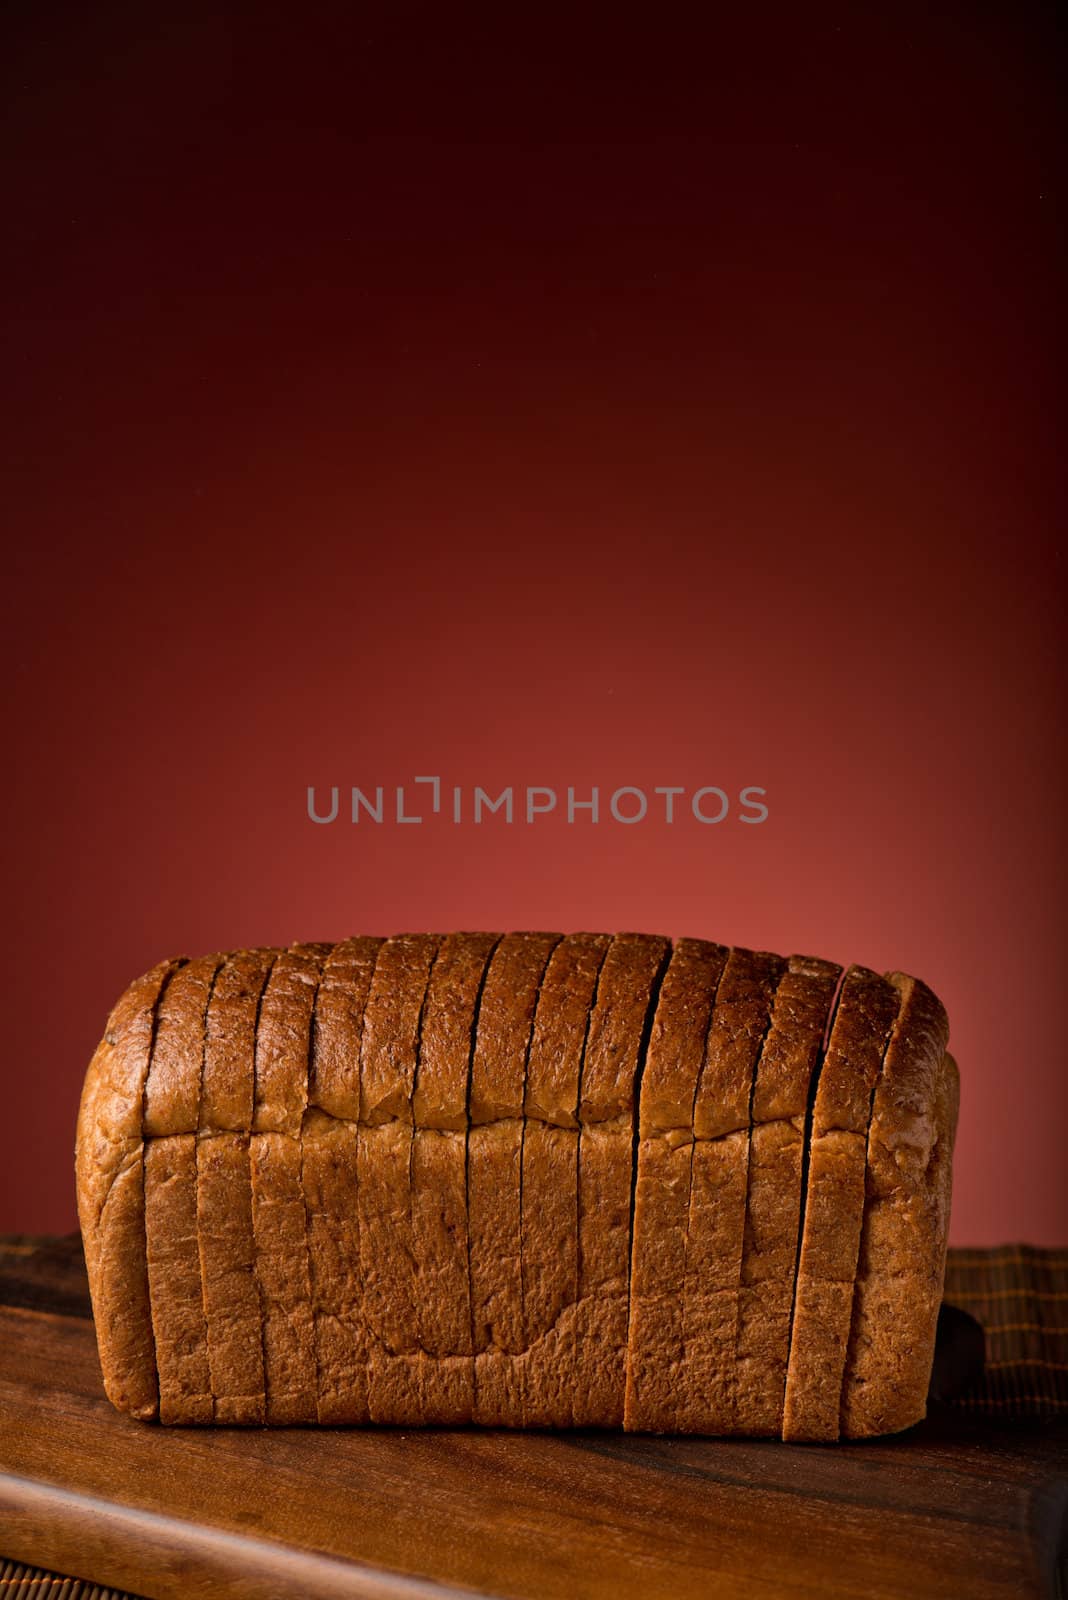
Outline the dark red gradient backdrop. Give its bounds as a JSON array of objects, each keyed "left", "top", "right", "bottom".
[{"left": 2, "top": 6, "right": 1065, "bottom": 1240}]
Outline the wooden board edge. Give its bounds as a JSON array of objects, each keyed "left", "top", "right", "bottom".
[{"left": 0, "top": 1470, "right": 472, "bottom": 1600}]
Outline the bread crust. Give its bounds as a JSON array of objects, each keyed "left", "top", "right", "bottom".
[
  {"left": 732, "top": 955, "right": 841, "bottom": 1436},
  {"left": 781, "top": 965, "right": 900, "bottom": 1442},
  {"left": 469, "top": 932, "right": 561, "bottom": 1425},
  {"left": 410, "top": 931, "right": 499, "bottom": 1423},
  {"left": 839, "top": 977, "right": 954, "bottom": 1438},
  {"left": 143, "top": 953, "right": 225, "bottom": 1424},
  {"left": 624, "top": 938, "right": 728, "bottom": 1432},
  {"left": 677, "top": 947, "right": 786, "bottom": 1435},
  {"left": 356, "top": 932, "right": 442, "bottom": 1423},
  {"left": 250, "top": 940, "right": 332, "bottom": 1425},
  {"left": 76, "top": 935, "right": 958, "bottom": 1439},
  {"left": 201, "top": 948, "right": 277, "bottom": 1133},
  {"left": 573, "top": 932, "right": 670, "bottom": 1427},
  {"left": 302, "top": 936, "right": 382, "bottom": 1424},
  {"left": 309, "top": 936, "right": 382, "bottom": 1123},
  {"left": 520, "top": 932, "right": 611, "bottom": 1426},
  {"left": 76, "top": 958, "right": 188, "bottom": 1419},
  {"left": 197, "top": 947, "right": 277, "bottom": 1425}
]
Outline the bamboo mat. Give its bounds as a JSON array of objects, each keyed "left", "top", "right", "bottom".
[
  {"left": 0, "top": 1560, "right": 143, "bottom": 1599},
  {"left": 942, "top": 1244, "right": 1068, "bottom": 1417}
]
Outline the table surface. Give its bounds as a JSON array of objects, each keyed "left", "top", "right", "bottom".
[{"left": 0, "top": 1235, "right": 1065, "bottom": 1600}]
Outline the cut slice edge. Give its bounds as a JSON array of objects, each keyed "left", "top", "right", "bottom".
[
  {"left": 838, "top": 972, "right": 954, "bottom": 1439},
  {"left": 781, "top": 964, "right": 901, "bottom": 1443},
  {"left": 732, "top": 953, "right": 843, "bottom": 1437}
]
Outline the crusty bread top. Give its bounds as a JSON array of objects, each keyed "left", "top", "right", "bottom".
[
  {"left": 811, "top": 966, "right": 901, "bottom": 1137},
  {"left": 413, "top": 931, "right": 499, "bottom": 1131},
  {"left": 580, "top": 933, "right": 671, "bottom": 1123},
  {"left": 470, "top": 932, "right": 562, "bottom": 1123},
  {"left": 75, "top": 956, "right": 187, "bottom": 1256},
  {"left": 869, "top": 972, "right": 952, "bottom": 1189},
  {"left": 309, "top": 936, "right": 382, "bottom": 1123},
  {"left": 359, "top": 934, "right": 441, "bottom": 1125},
  {"left": 144, "top": 953, "right": 224, "bottom": 1137},
  {"left": 524, "top": 933, "right": 610, "bottom": 1128},
  {"left": 692, "top": 948, "right": 786, "bottom": 1139},
  {"left": 638, "top": 938, "right": 727, "bottom": 1137},
  {"left": 201, "top": 949, "right": 277, "bottom": 1133},
  {"left": 751, "top": 955, "right": 842, "bottom": 1123}
]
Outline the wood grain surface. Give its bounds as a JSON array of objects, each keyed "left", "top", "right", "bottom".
[{"left": 0, "top": 1236, "right": 1065, "bottom": 1600}]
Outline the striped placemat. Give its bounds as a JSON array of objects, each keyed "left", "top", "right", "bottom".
[
  {"left": 942, "top": 1245, "right": 1068, "bottom": 1417},
  {"left": 0, "top": 1559, "right": 142, "bottom": 1598}
]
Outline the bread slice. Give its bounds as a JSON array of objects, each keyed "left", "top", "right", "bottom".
[
  {"left": 143, "top": 953, "right": 225, "bottom": 1424},
  {"left": 201, "top": 948, "right": 277, "bottom": 1130},
  {"left": 519, "top": 931, "right": 611, "bottom": 1427},
  {"left": 409, "top": 931, "right": 500, "bottom": 1423},
  {"left": 574, "top": 931, "right": 670, "bottom": 1427},
  {"left": 250, "top": 940, "right": 332, "bottom": 1425},
  {"left": 781, "top": 965, "right": 900, "bottom": 1442},
  {"left": 308, "top": 935, "right": 382, "bottom": 1121},
  {"left": 197, "top": 946, "right": 278, "bottom": 1424},
  {"left": 356, "top": 932, "right": 442, "bottom": 1423},
  {"left": 302, "top": 936, "right": 382, "bottom": 1423},
  {"left": 732, "top": 955, "right": 842, "bottom": 1436},
  {"left": 469, "top": 931, "right": 562, "bottom": 1425},
  {"left": 677, "top": 947, "right": 786, "bottom": 1435},
  {"left": 840, "top": 976, "right": 954, "bottom": 1438},
  {"left": 624, "top": 937, "right": 728, "bottom": 1432},
  {"left": 75, "top": 956, "right": 187, "bottom": 1419}
]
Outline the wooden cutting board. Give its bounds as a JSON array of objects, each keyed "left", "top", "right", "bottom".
[{"left": 0, "top": 1236, "right": 1064, "bottom": 1600}]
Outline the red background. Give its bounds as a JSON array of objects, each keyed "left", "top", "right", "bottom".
[{"left": 3, "top": 6, "right": 1064, "bottom": 1241}]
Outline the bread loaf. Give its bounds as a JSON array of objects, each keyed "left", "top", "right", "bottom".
[{"left": 75, "top": 932, "right": 958, "bottom": 1439}]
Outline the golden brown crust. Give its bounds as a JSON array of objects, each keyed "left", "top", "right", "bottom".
[
  {"left": 251, "top": 941, "right": 332, "bottom": 1425},
  {"left": 196, "top": 1131, "right": 263, "bottom": 1424},
  {"left": 624, "top": 938, "right": 728, "bottom": 1432},
  {"left": 197, "top": 948, "right": 277, "bottom": 1425},
  {"left": 143, "top": 956, "right": 222, "bottom": 1137},
  {"left": 253, "top": 942, "right": 333, "bottom": 1135},
  {"left": 469, "top": 931, "right": 561, "bottom": 1425},
  {"left": 77, "top": 935, "right": 957, "bottom": 1439},
  {"left": 300, "top": 937, "right": 383, "bottom": 1424},
  {"left": 75, "top": 956, "right": 187, "bottom": 1420},
  {"left": 413, "top": 933, "right": 499, "bottom": 1130},
  {"left": 520, "top": 932, "right": 611, "bottom": 1427},
  {"left": 144, "top": 952, "right": 224, "bottom": 1424},
  {"left": 356, "top": 933, "right": 441, "bottom": 1423},
  {"left": 87, "top": 1157, "right": 159, "bottom": 1420},
  {"left": 781, "top": 966, "right": 900, "bottom": 1442},
  {"left": 839, "top": 977, "right": 954, "bottom": 1439},
  {"left": 732, "top": 956, "right": 842, "bottom": 1437},
  {"left": 678, "top": 948, "right": 785, "bottom": 1435},
  {"left": 309, "top": 937, "right": 382, "bottom": 1121},
  {"left": 574, "top": 932, "right": 670, "bottom": 1427},
  {"left": 76, "top": 958, "right": 186, "bottom": 1278},
  {"left": 200, "top": 949, "right": 278, "bottom": 1133},
  {"left": 146, "top": 1134, "right": 213, "bottom": 1424},
  {"left": 303, "top": 1112, "right": 365, "bottom": 1423},
  {"left": 411, "top": 932, "right": 499, "bottom": 1423}
]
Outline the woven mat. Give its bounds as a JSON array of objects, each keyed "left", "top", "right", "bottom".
[
  {"left": 0, "top": 1559, "right": 143, "bottom": 1598},
  {"left": 942, "top": 1244, "right": 1068, "bottom": 1418}
]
